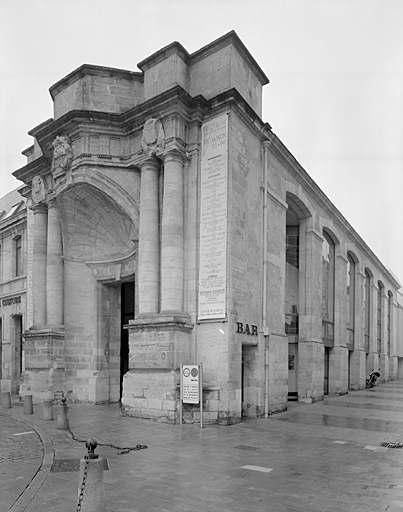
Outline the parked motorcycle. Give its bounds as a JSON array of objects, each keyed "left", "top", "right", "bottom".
[{"left": 365, "top": 369, "right": 381, "bottom": 388}]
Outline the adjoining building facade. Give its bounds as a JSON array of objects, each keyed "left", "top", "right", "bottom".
[
  {"left": 1, "top": 31, "right": 402, "bottom": 423},
  {"left": 0, "top": 189, "right": 27, "bottom": 394}
]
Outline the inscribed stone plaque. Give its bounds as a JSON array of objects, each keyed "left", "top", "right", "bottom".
[{"left": 198, "top": 114, "right": 228, "bottom": 320}]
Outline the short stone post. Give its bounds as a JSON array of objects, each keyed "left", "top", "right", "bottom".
[
  {"left": 77, "top": 439, "right": 106, "bottom": 512},
  {"left": 1, "top": 392, "right": 11, "bottom": 409},
  {"left": 43, "top": 400, "right": 53, "bottom": 420},
  {"left": 24, "top": 395, "right": 34, "bottom": 414},
  {"left": 57, "top": 397, "right": 69, "bottom": 430}
]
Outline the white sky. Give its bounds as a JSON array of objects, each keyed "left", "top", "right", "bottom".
[{"left": 1, "top": 0, "right": 402, "bottom": 284}]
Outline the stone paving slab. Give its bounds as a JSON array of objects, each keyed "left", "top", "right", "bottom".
[{"left": 1, "top": 380, "right": 403, "bottom": 511}]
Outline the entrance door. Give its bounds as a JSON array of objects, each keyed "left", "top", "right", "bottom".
[
  {"left": 324, "top": 347, "right": 330, "bottom": 395},
  {"left": 120, "top": 281, "right": 134, "bottom": 398},
  {"left": 241, "top": 349, "right": 245, "bottom": 417},
  {"left": 13, "top": 315, "right": 23, "bottom": 394},
  {"left": 288, "top": 343, "right": 298, "bottom": 401},
  {"left": 0, "top": 318, "right": 2, "bottom": 382}
]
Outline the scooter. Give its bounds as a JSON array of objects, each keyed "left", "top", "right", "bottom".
[{"left": 365, "top": 369, "right": 380, "bottom": 388}]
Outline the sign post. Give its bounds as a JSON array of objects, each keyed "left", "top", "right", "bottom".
[{"left": 180, "top": 363, "right": 203, "bottom": 428}]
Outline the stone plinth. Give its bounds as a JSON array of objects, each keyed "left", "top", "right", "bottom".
[
  {"left": 121, "top": 314, "right": 193, "bottom": 422},
  {"left": 20, "top": 328, "right": 66, "bottom": 400},
  {"left": 297, "top": 341, "right": 324, "bottom": 403}
]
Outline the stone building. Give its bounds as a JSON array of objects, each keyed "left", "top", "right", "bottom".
[
  {"left": 2, "top": 31, "right": 402, "bottom": 423},
  {"left": 0, "top": 189, "right": 27, "bottom": 394}
]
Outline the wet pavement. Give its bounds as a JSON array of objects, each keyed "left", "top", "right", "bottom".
[{"left": 1, "top": 379, "right": 403, "bottom": 511}]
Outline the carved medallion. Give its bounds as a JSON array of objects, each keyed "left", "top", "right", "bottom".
[
  {"left": 31, "top": 175, "right": 47, "bottom": 204},
  {"left": 140, "top": 118, "right": 165, "bottom": 157},
  {"left": 51, "top": 135, "right": 73, "bottom": 179}
]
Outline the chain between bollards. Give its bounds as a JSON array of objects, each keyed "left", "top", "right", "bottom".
[{"left": 59, "top": 397, "right": 148, "bottom": 455}]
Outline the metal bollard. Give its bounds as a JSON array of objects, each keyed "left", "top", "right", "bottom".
[
  {"left": 1, "top": 392, "right": 11, "bottom": 409},
  {"left": 57, "top": 397, "right": 69, "bottom": 430},
  {"left": 77, "top": 439, "right": 106, "bottom": 512},
  {"left": 43, "top": 400, "right": 53, "bottom": 421},
  {"left": 24, "top": 395, "right": 33, "bottom": 414}
]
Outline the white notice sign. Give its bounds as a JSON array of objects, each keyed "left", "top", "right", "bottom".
[
  {"left": 182, "top": 365, "right": 200, "bottom": 404},
  {"left": 198, "top": 114, "right": 228, "bottom": 320}
]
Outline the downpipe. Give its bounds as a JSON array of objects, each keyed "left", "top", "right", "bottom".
[{"left": 263, "top": 141, "right": 271, "bottom": 418}]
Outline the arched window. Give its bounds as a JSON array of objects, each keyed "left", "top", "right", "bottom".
[
  {"left": 387, "top": 291, "right": 393, "bottom": 355},
  {"left": 285, "top": 225, "right": 299, "bottom": 335},
  {"left": 377, "top": 281, "right": 384, "bottom": 354},
  {"left": 322, "top": 232, "right": 335, "bottom": 343},
  {"left": 346, "top": 254, "right": 355, "bottom": 348},
  {"left": 364, "top": 269, "right": 371, "bottom": 353}
]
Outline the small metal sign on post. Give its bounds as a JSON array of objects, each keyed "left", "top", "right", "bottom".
[{"left": 180, "top": 363, "right": 203, "bottom": 428}]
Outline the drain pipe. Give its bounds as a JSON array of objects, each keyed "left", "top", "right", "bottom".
[{"left": 263, "top": 140, "right": 271, "bottom": 418}]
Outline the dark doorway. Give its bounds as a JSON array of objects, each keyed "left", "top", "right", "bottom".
[
  {"left": 324, "top": 347, "right": 330, "bottom": 395},
  {"left": 120, "top": 281, "right": 134, "bottom": 398},
  {"left": 0, "top": 318, "right": 2, "bottom": 381},
  {"left": 241, "top": 349, "right": 245, "bottom": 417}
]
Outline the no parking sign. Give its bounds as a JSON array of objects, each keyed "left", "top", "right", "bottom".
[{"left": 180, "top": 363, "right": 203, "bottom": 428}]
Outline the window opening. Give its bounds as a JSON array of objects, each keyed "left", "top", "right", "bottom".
[
  {"left": 364, "top": 270, "right": 371, "bottom": 353},
  {"left": 322, "top": 232, "right": 335, "bottom": 343},
  {"left": 285, "top": 226, "right": 299, "bottom": 335}
]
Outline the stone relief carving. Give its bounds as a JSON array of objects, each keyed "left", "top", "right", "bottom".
[
  {"left": 31, "top": 175, "right": 47, "bottom": 204},
  {"left": 140, "top": 118, "right": 165, "bottom": 157},
  {"left": 51, "top": 135, "right": 74, "bottom": 179}
]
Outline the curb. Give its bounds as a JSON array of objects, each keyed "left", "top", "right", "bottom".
[{"left": 0, "top": 411, "right": 54, "bottom": 512}]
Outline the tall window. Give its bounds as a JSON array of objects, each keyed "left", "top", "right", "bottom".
[
  {"left": 322, "top": 232, "right": 335, "bottom": 342},
  {"left": 346, "top": 254, "right": 355, "bottom": 347},
  {"left": 364, "top": 270, "right": 371, "bottom": 353},
  {"left": 285, "top": 226, "right": 299, "bottom": 335},
  {"left": 0, "top": 244, "right": 2, "bottom": 282},
  {"left": 387, "top": 292, "right": 392, "bottom": 355},
  {"left": 377, "top": 281, "right": 383, "bottom": 354},
  {"left": 15, "top": 236, "right": 22, "bottom": 277}
]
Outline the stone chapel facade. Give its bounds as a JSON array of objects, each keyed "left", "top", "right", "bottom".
[{"left": 3, "top": 31, "right": 403, "bottom": 424}]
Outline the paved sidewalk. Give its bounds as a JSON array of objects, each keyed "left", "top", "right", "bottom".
[{"left": 1, "top": 380, "right": 403, "bottom": 512}]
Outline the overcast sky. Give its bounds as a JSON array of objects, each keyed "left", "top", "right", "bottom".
[{"left": 1, "top": 0, "right": 402, "bottom": 284}]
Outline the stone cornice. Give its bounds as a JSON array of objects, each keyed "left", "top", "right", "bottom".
[
  {"left": 12, "top": 155, "right": 50, "bottom": 187},
  {"left": 49, "top": 64, "right": 143, "bottom": 100},
  {"left": 137, "top": 30, "right": 269, "bottom": 87},
  {"left": 189, "top": 30, "right": 269, "bottom": 86}
]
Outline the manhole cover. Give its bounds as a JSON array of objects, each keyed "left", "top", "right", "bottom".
[
  {"left": 380, "top": 442, "right": 403, "bottom": 449},
  {"left": 234, "top": 445, "right": 259, "bottom": 451},
  {"left": 51, "top": 458, "right": 109, "bottom": 472}
]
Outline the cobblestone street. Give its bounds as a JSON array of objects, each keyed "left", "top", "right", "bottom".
[
  {"left": 1, "top": 379, "right": 403, "bottom": 511},
  {"left": 0, "top": 414, "right": 43, "bottom": 512}
]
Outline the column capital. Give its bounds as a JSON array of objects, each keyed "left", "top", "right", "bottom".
[
  {"left": 138, "top": 155, "right": 161, "bottom": 171},
  {"left": 47, "top": 196, "right": 58, "bottom": 209},
  {"left": 161, "top": 147, "right": 189, "bottom": 165},
  {"left": 30, "top": 202, "right": 48, "bottom": 214}
]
